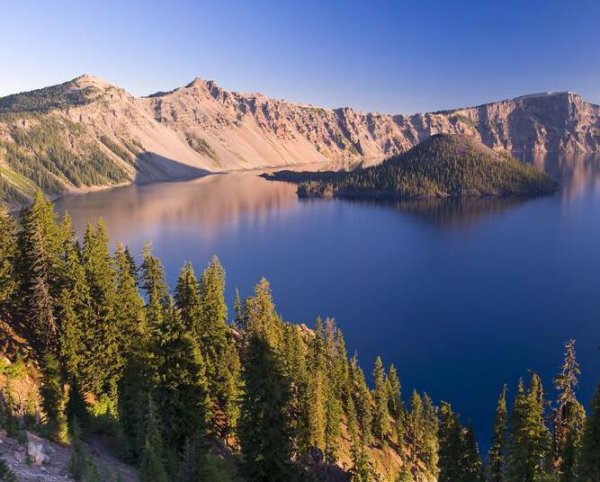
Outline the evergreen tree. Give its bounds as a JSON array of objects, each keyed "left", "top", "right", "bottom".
[
  {"left": 422, "top": 394, "right": 439, "bottom": 476},
  {"left": 406, "top": 392, "right": 424, "bottom": 471},
  {"left": 174, "top": 262, "right": 201, "bottom": 333},
  {"left": 66, "top": 378, "right": 89, "bottom": 435},
  {"left": 57, "top": 216, "right": 90, "bottom": 384},
  {"left": 239, "top": 332, "right": 294, "bottom": 482},
  {"left": 40, "top": 353, "right": 68, "bottom": 443},
  {"left": 139, "top": 398, "right": 169, "bottom": 482},
  {"left": 551, "top": 340, "right": 585, "bottom": 481},
  {"left": 114, "top": 242, "right": 145, "bottom": 360},
  {"left": 347, "top": 397, "right": 370, "bottom": 481},
  {"left": 81, "top": 220, "right": 119, "bottom": 399},
  {"left": 178, "top": 429, "right": 210, "bottom": 482},
  {"left": 386, "top": 364, "right": 403, "bottom": 420},
  {"left": 438, "top": 402, "right": 463, "bottom": 482},
  {"left": 578, "top": 383, "right": 600, "bottom": 482},
  {"left": 153, "top": 297, "right": 209, "bottom": 454},
  {"left": 506, "top": 374, "right": 550, "bottom": 482},
  {"left": 140, "top": 242, "right": 169, "bottom": 307},
  {"left": 463, "top": 425, "right": 484, "bottom": 482},
  {"left": 216, "top": 337, "right": 242, "bottom": 445},
  {"left": 243, "top": 278, "right": 283, "bottom": 348},
  {"left": 0, "top": 207, "right": 17, "bottom": 311},
  {"left": 198, "top": 256, "right": 229, "bottom": 362},
  {"left": 349, "top": 354, "right": 373, "bottom": 445},
  {"left": 486, "top": 385, "right": 508, "bottom": 482},
  {"left": 118, "top": 347, "right": 153, "bottom": 464},
  {"left": 17, "top": 191, "right": 63, "bottom": 353},
  {"left": 233, "top": 287, "right": 245, "bottom": 330},
  {"left": 372, "top": 356, "right": 391, "bottom": 443}
]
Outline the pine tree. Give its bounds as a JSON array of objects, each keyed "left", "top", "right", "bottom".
[
  {"left": 243, "top": 278, "right": 283, "bottom": 348},
  {"left": 324, "top": 375, "right": 343, "bottom": 463},
  {"left": 486, "top": 385, "right": 508, "bottom": 482},
  {"left": 174, "top": 262, "right": 201, "bottom": 333},
  {"left": 118, "top": 347, "right": 153, "bottom": 464},
  {"left": 406, "top": 391, "right": 424, "bottom": 470},
  {"left": 114, "top": 242, "right": 145, "bottom": 360},
  {"left": 216, "top": 337, "right": 242, "bottom": 445},
  {"left": 178, "top": 429, "right": 210, "bottom": 482},
  {"left": 81, "top": 220, "right": 119, "bottom": 399},
  {"left": 578, "top": 383, "right": 600, "bottom": 482},
  {"left": 438, "top": 402, "right": 462, "bottom": 482},
  {"left": 40, "top": 353, "right": 68, "bottom": 443},
  {"left": 153, "top": 297, "right": 209, "bottom": 454},
  {"left": 372, "top": 356, "right": 391, "bottom": 443},
  {"left": 551, "top": 340, "right": 585, "bottom": 481},
  {"left": 0, "top": 207, "right": 17, "bottom": 311},
  {"left": 422, "top": 394, "right": 439, "bottom": 476},
  {"left": 386, "top": 364, "right": 402, "bottom": 420},
  {"left": 233, "top": 287, "right": 245, "bottom": 330},
  {"left": 347, "top": 397, "right": 370, "bottom": 481},
  {"left": 198, "top": 256, "right": 229, "bottom": 362},
  {"left": 239, "top": 332, "right": 294, "bottom": 482},
  {"left": 463, "top": 425, "right": 484, "bottom": 482},
  {"left": 506, "top": 374, "right": 550, "bottom": 482},
  {"left": 139, "top": 398, "right": 169, "bottom": 482},
  {"left": 140, "top": 242, "right": 169, "bottom": 307},
  {"left": 349, "top": 355, "right": 373, "bottom": 446},
  {"left": 17, "top": 191, "right": 63, "bottom": 353}
]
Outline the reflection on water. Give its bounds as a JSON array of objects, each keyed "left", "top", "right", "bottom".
[
  {"left": 393, "top": 197, "right": 533, "bottom": 228},
  {"left": 56, "top": 172, "right": 299, "bottom": 241},
  {"left": 520, "top": 152, "right": 600, "bottom": 201}
]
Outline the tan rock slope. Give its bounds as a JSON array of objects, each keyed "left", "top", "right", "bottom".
[{"left": 0, "top": 74, "right": 599, "bottom": 207}]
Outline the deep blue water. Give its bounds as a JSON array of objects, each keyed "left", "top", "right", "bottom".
[{"left": 55, "top": 157, "right": 600, "bottom": 450}]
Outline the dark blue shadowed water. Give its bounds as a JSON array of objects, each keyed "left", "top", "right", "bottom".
[{"left": 54, "top": 155, "right": 600, "bottom": 450}]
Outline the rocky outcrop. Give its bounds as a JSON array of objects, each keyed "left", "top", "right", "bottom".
[{"left": 0, "top": 74, "right": 599, "bottom": 207}]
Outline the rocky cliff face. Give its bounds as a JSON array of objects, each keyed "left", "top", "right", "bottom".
[{"left": 0, "top": 74, "right": 599, "bottom": 206}]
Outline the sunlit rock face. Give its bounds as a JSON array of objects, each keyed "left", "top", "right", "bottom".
[{"left": 1, "top": 75, "right": 599, "bottom": 207}]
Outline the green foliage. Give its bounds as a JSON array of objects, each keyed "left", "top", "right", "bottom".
[
  {"left": 268, "top": 134, "right": 557, "bottom": 200},
  {"left": 578, "top": 384, "right": 600, "bottom": 482},
  {"left": 239, "top": 333, "right": 295, "bottom": 482},
  {"left": 372, "top": 356, "right": 390, "bottom": 443},
  {"left": 185, "top": 132, "right": 218, "bottom": 160},
  {"left": 17, "top": 190, "right": 63, "bottom": 353},
  {"left": 506, "top": 373, "right": 551, "bottom": 482},
  {"left": 152, "top": 297, "right": 209, "bottom": 454},
  {"left": 438, "top": 403, "right": 483, "bottom": 482},
  {"left": 69, "top": 418, "right": 102, "bottom": 482},
  {"left": 81, "top": 220, "right": 120, "bottom": 399},
  {"left": 0, "top": 116, "right": 129, "bottom": 206},
  {"left": 551, "top": 340, "right": 585, "bottom": 481},
  {"left": 0, "top": 457, "right": 18, "bottom": 482},
  {"left": 486, "top": 385, "right": 508, "bottom": 482},
  {"left": 0, "top": 208, "right": 17, "bottom": 310},
  {"left": 40, "top": 354, "right": 69, "bottom": 443},
  {"left": 139, "top": 399, "right": 169, "bottom": 482},
  {"left": 0, "top": 81, "right": 95, "bottom": 114}
]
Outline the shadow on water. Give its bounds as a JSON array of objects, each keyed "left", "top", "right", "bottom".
[{"left": 133, "top": 151, "right": 209, "bottom": 183}]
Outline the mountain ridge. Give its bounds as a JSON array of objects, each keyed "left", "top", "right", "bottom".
[{"left": 0, "top": 74, "right": 599, "bottom": 207}]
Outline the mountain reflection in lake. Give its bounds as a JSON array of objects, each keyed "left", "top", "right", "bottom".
[{"left": 54, "top": 155, "right": 600, "bottom": 449}]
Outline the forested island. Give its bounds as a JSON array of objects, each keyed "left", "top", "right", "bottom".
[
  {"left": 0, "top": 193, "right": 598, "bottom": 482},
  {"left": 265, "top": 134, "right": 558, "bottom": 201}
]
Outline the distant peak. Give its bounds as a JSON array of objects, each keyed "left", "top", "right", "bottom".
[
  {"left": 69, "top": 74, "right": 115, "bottom": 90},
  {"left": 185, "top": 77, "right": 219, "bottom": 90}
]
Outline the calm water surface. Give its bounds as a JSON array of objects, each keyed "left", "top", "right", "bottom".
[{"left": 55, "top": 155, "right": 600, "bottom": 447}]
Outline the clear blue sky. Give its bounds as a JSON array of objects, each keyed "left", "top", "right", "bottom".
[{"left": 1, "top": 0, "right": 599, "bottom": 113}]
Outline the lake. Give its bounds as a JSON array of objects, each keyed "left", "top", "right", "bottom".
[{"left": 54, "top": 154, "right": 600, "bottom": 449}]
